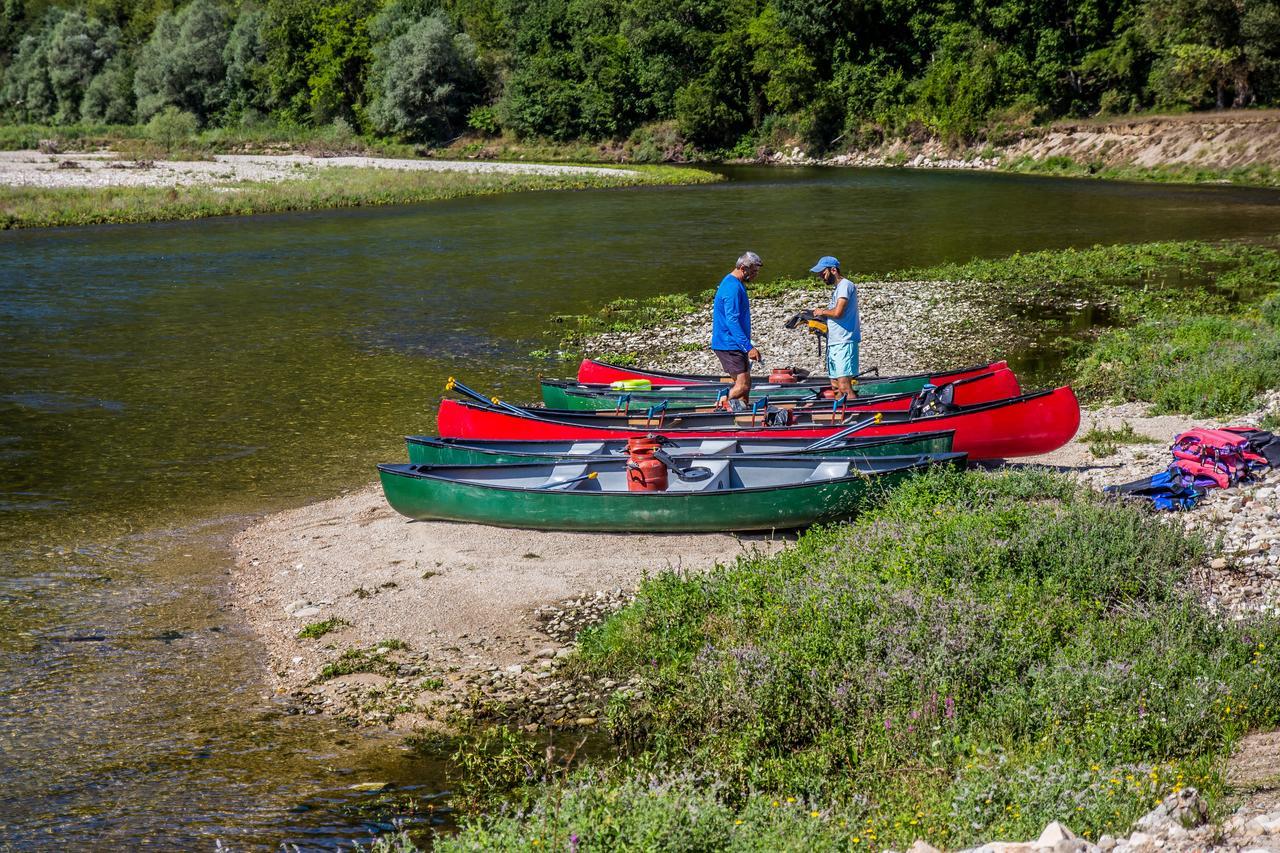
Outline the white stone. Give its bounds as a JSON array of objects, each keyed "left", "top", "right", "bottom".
[
  {"left": 1037, "top": 822, "right": 1078, "bottom": 847},
  {"left": 292, "top": 606, "right": 322, "bottom": 619},
  {"left": 907, "top": 841, "right": 942, "bottom": 853}
]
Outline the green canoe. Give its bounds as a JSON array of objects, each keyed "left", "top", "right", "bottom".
[
  {"left": 377, "top": 452, "right": 967, "bottom": 532},
  {"left": 540, "top": 361, "right": 1005, "bottom": 411},
  {"left": 404, "top": 429, "right": 956, "bottom": 466}
]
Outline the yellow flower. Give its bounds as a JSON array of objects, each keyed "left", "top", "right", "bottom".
[
  {"left": 735, "top": 820, "right": 743, "bottom": 826},
  {"left": 771, "top": 801, "right": 780, "bottom": 808},
  {"left": 812, "top": 811, "right": 822, "bottom": 818},
  {"left": 787, "top": 797, "right": 797, "bottom": 804}
]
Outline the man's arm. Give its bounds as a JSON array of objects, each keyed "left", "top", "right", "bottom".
[{"left": 815, "top": 297, "right": 848, "bottom": 320}]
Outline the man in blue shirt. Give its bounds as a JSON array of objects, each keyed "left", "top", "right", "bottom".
[
  {"left": 711, "top": 251, "right": 763, "bottom": 408},
  {"left": 809, "top": 255, "right": 860, "bottom": 398}
]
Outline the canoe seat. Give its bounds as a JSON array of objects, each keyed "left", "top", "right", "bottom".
[
  {"left": 567, "top": 441, "right": 608, "bottom": 455},
  {"left": 693, "top": 439, "right": 738, "bottom": 455},
  {"left": 804, "top": 460, "right": 852, "bottom": 483},
  {"left": 541, "top": 463, "right": 592, "bottom": 490},
  {"left": 680, "top": 459, "right": 731, "bottom": 492}
]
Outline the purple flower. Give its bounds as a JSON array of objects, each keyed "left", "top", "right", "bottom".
[
  {"left": 945, "top": 696, "right": 956, "bottom": 720},
  {"left": 884, "top": 718, "right": 892, "bottom": 731},
  {"left": 1138, "top": 697, "right": 1148, "bottom": 719},
  {"left": 570, "top": 834, "right": 579, "bottom": 853}
]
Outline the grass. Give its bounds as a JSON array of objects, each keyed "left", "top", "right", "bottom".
[
  {"left": 317, "top": 644, "right": 402, "bottom": 681},
  {"left": 1001, "top": 155, "right": 1280, "bottom": 189},
  {"left": 415, "top": 469, "right": 1280, "bottom": 850},
  {"left": 296, "top": 617, "right": 350, "bottom": 639},
  {"left": 1073, "top": 309, "right": 1280, "bottom": 417},
  {"left": 1079, "top": 422, "right": 1159, "bottom": 458},
  {"left": 0, "top": 162, "right": 719, "bottom": 229}
]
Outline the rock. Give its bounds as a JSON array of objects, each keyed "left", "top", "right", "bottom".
[
  {"left": 504, "top": 664, "right": 523, "bottom": 675},
  {"left": 1097, "top": 835, "right": 1116, "bottom": 851},
  {"left": 1037, "top": 821, "right": 1078, "bottom": 848},
  {"left": 285, "top": 598, "right": 309, "bottom": 614},
  {"left": 574, "top": 716, "right": 597, "bottom": 726},
  {"left": 1211, "top": 557, "right": 1229, "bottom": 570},
  {"left": 907, "top": 841, "right": 942, "bottom": 853},
  {"left": 1125, "top": 831, "right": 1154, "bottom": 849},
  {"left": 292, "top": 606, "right": 322, "bottom": 619}
]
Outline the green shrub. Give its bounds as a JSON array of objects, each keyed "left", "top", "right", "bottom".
[{"left": 145, "top": 106, "right": 199, "bottom": 154}]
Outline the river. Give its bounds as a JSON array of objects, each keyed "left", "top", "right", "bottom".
[{"left": 3, "top": 166, "right": 1280, "bottom": 848}]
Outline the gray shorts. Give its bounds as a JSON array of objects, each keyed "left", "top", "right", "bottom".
[{"left": 714, "top": 349, "right": 750, "bottom": 376}]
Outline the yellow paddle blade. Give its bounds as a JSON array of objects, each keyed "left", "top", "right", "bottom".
[
  {"left": 874, "top": 412, "right": 883, "bottom": 423},
  {"left": 491, "top": 396, "right": 501, "bottom": 405},
  {"left": 587, "top": 471, "right": 598, "bottom": 479},
  {"left": 445, "top": 377, "right": 456, "bottom": 390}
]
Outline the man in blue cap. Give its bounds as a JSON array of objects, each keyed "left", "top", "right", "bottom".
[
  {"left": 809, "top": 255, "right": 860, "bottom": 398},
  {"left": 711, "top": 251, "right": 763, "bottom": 408}
]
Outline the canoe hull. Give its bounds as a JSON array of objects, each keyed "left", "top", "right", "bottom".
[
  {"left": 378, "top": 455, "right": 965, "bottom": 532},
  {"left": 405, "top": 430, "right": 957, "bottom": 466},
  {"left": 505, "top": 368, "right": 1019, "bottom": 427},
  {"left": 575, "top": 358, "right": 1008, "bottom": 388},
  {"left": 435, "top": 387, "right": 1081, "bottom": 461},
  {"left": 547, "top": 362, "right": 1018, "bottom": 410}
]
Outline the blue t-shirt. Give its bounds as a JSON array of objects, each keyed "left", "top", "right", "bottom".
[
  {"left": 710, "top": 273, "right": 752, "bottom": 351},
  {"left": 826, "top": 278, "right": 860, "bottom": 344}
]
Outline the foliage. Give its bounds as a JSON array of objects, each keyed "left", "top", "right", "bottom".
[
  {"left": 297, "top": 617, "right": 350, "bottom": 639},
  {"left": 366, "top": 8, "right": 482, "bottom": 141},
  {"left": 4, "top": 0, "right": 1280, "bottom": 146},
  {"left": 145, "top": 106, "right": 199, "bottom": 154},
  {"left": 1073, "top": 313, "right": 1280, "bottom": 416},
  {"left": 133, "top": 0, "right": 231, "bottom": 124},
  {"left": 436, "top": 469, "right": 1280, "bottom": 848},
  {"left": 1079, "top": 422, "right": 1157, "bottom": 458}
]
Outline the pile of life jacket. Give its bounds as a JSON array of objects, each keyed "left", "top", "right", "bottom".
[{"left": 1105, "top": 427, "right": 1280, "bottom": 511}]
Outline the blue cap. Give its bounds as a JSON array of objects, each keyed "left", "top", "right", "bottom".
[{"left": 809, "top": 256, "right": 840, "bottom": 273}]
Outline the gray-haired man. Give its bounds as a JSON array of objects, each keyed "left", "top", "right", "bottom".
[{"left": 711, "top": 251, "right": 763, "bottom": 407}]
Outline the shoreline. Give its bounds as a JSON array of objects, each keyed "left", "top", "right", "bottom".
[
  {"left": 228, "top": 277, "right": 1280, "bottom": 736},
  {"left": 0, "top": 152, "right": 719, "bottom": 229}
]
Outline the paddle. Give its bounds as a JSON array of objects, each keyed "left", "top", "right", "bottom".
[
  {"left": 799, "top": 412, "right": 884, "bottom": 452},
  {"left": 446, "top": 377, "right": 526, "bottom": 416},
  {"left": 537, "top": 471, "right": 599, "bottom": 490},
  {"left": 652, "top": 449, "right": 713, "bottom": 481}
]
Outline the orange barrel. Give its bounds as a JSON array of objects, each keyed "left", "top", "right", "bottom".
[{"left": 769, "top": 367, "right": 798, "bottom": 384}]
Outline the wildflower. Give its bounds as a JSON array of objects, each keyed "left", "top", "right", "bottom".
[
  {"left": 811, "top": 810, "right": 822, "bottom": 818},
  {"left": 787, "top": 797, "right": 796, "bottom": 804},
  {"left": 735, "top": 820, "right": 743, "bottom": 826},
  {"left": 945, "top": 696, "right": 956, "bottom": 719},
  {"left": 772, "top": 800, "right": 780, "bottom": 808},
  {"left": 570, "top": 834, "right": 579, "bottom": 853},
  {"left": 884, "top": 718, "right": 892, "bottom": 731}
]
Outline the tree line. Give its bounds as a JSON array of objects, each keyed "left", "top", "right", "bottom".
[{"left": 2, "top": 0, "right": 1278, "bottom": 151}]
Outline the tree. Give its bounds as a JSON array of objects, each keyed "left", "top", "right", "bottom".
[
  {"left": 367, "top": 9, "right": 482, "bottom": 140},
  {"left": 222, "top": 6, "right": 270, "bottom": 121},
  {"left": 134, "top": 0, "right": 232, "bottom": 123}
]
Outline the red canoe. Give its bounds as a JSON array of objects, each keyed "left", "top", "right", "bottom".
[
  {"left": 436, "top": 386, "right": 1081, "bottom": 460},
  {"left": 576, "top": 358, "right": 1008, "bottom": 387},
  {"left": 489, "top": 368, "right": 1021, "bottom": 425}
]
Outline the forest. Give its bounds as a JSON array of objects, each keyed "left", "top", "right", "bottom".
[{"left": 1, "top": 0, "right": 1278, "bottom": 153}]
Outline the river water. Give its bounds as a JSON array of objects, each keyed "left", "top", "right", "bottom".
[{"left": 3, "top": 166, "right": 1280, "bottom": 848}]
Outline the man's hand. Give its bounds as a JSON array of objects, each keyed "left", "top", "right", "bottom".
[
  {"left": 811, "top": 307, "right": 826, "bottom": 319},
  {"left": 748, "top": 347, "right": 761, "bottom": 362}
]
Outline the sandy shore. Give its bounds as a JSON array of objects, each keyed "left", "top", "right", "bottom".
[
  {"left": 0, "top": 150, "right": 636, "bottom": 189},
  {"left": 231, "top": 487, "right": 785, "bottom": 730}
]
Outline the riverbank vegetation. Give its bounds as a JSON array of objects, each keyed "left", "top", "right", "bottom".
[
  {"left": 0, "top": 162, "right": 716, "bottom": 229},
  {"left": 2, "top": 0, "right": 1279, "bottom": 162},
  {"left": 394, "top": 468, "right": 1280, "bottom": 849}
]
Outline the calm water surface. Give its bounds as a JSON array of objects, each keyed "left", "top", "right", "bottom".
[{"left": 3, "top": 166, "right": 1280, "bottom": 848}]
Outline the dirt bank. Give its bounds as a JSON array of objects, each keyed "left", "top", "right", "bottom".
[
  {"left": 764, "top": 110, "right": 1280, "bottom": 180},
  {"left": 1003, "top": 110, "right": 1280, "bottom": 172}
]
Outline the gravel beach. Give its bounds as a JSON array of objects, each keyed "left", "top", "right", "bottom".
[{"left": 0, "top": 149, "right": 636, "bottom": 189}]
